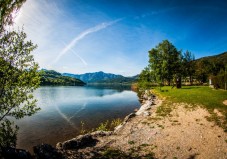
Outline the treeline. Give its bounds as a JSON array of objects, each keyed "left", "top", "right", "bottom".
[
  {"left": 92, "top": 76, "right": 138, "bottom": 85},
  {"left": 138, "top": 40, "right": 227, "bottom": 89},
  {"left": 39, "top": 70, "right": 86, "bottom": 86}
]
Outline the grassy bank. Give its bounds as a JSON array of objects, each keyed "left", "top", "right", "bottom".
[
  {"left": 151, "top": 86, "right": 227, "bottom": 131},
  {"left": 153, "top": 86, "right": 226, "bottom": 110}
]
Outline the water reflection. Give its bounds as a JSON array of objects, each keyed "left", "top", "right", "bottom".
[{"left": 16, "top": 86, "right": 140, "bottom": 152}]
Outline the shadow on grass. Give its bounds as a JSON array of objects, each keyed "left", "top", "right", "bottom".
[{"left": 161, "top": 90, "right": 169, "bottom": 92}]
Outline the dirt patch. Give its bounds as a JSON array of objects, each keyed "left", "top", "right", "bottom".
[
  {"left": 223, "top": 100, "right": 227, "bottom": 105},
  {"left": 98, "top": 101, "right": 227, "bottom": 158}
]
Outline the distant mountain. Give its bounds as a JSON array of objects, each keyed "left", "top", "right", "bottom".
[
  {"left": 39, "top": 69, "right": 86, "bottom": 86},
  {"left": 62, "top": 71, "right": 138, "bottom": 84},
  {"left": 62, "top": 71, "right": 124, "bottom": 83}
]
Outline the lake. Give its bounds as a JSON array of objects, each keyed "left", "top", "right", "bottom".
[{"left": 16, "top": 86, "right": 141, "bottom": 152}]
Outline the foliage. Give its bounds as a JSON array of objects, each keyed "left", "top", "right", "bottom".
[
  {"left": 194, "top": 52, "right": 227, "bottom": 83},
  {"left": 182, "top": 50, "right": 195, "bottom": 85},
  {"left": 95, "top": 118, "right": 122, "bottom": 131},
  {"left": 0, "top": 30, "right": 40, "bottom": 148},
  {"left": 39, "top": 69, "right": 86, "bottom": 86},
  {"left": 80, "top": 118, "right": 122, "bottom": 134},
  {"left": 148, "top": 40, "right": 182, "bottom": 86},
  {"left": 80, "top": 121, "right": 86, "bottom": 135},
  {"left": 93, "top": 76, "right": 137, "bottom": 85},
  {"left": 0, "top": 120, "right": 18, "bottom": 148},
  {"left": 194, "top": 59, "right": 210, "bottom": 83},
  {"left": 100, "top": 148, "right": 131, "bottom": 159},
  {"left": 139, "top": 40, "right": 227, "bottom": 89},
  {"left": 96, "top": 120, "right": 109, "bottom": 131},
  {"left": 211, "top": 70, "right": 227, "bottom": 89},
  {"left": 98, "top": 148, "right": 156, "bottom": 159},
  {"left": 0, "top": 0, "right": 40, "bottom": 148},
  {"left": 137, "top": 67, "right": 156, "bottom": 89},
  {"left": 0, "top": 0, "right": 26, "bottom": 31}
]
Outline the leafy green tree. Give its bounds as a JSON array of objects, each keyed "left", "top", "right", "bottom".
[
  {"left": 182, "top": 50, "right": 195, "bottom": 85},
  {"left": 0, "top": 0, "right": 40, "bottom": 148},
  {"left": 138, "top": 66, "right": 155, "bottom": 88},
  {"left": 148, "top": 40, "right": 182, "bottom": 87},
  {"left": 195, "top": 59, "right": 210, "bottom": 83}
]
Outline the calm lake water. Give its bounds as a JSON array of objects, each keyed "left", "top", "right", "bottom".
[{"left": 16, "top": 86, "right": 140, "bottom": 151}]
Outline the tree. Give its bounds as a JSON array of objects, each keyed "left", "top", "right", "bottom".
[
  {"left": 195, "top": 59, "right": 210, "bottom": 83},
  {"left": 148, "top": 40, "right": 182, "bottom": 87},
  {"left": 0, "top": 0, "right": 26, "bottom": 31},
  {"left": 0, "top": 0, "right": 40, "bottom": 148},
  {"left": 182, "top": 50, "right": 195, "bottom": 85},
  {"left": 138, "top": 66, "right": 155, "bottom": 88}
]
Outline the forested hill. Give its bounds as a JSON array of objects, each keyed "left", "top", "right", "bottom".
[
  {"left": 194, "top": 52, "right": 227, "bottom": 76},
  {"left": 39, "top": 70, "right": 86, "bottom": 86},
  {"left": 195, "top": 52, "right": 227, "bottom": 66},
  {"left": 63, "top": 71, "right": 124, "bottom": 83},
  {"left": 92, "top": 75, "right": 139, "bottom": 84}
]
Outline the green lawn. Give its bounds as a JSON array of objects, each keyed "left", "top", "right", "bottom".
[{"left": 153, "top": 86, "right": 227, "bottom": 110}]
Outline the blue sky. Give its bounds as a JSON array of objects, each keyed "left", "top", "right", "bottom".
[{"left": 13, "top": 0, "right": 227, "bottom": 76}]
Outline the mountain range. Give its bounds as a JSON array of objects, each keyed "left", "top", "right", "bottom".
[{"left": 62, "top": 71, "right": 137, "bottom": 84}]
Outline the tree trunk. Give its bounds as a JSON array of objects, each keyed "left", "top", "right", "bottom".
[
  {"left": 189, "top": 76, "right": 193, "bottom": 86},
  {"left": 167, "top": 79, "right": 171, "bottom": 86},
  {"left": 176, "top": 77, "right": 181, "bottom": 88}
]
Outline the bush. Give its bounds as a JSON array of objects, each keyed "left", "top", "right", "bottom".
[{"left": 212, "top": 74, "right": 227, "bottom": 89}]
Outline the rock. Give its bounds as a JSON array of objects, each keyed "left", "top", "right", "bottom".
[
  {"left": 33, "top": 144, "right": 63, "bottom": 159},
  {"left": 143, "top": 94, "right": 148, "bottom": 100},
  {"left": 1, "top": 147, "right": 32, "bottom": 159},
  {"left": 114, "top": 124, "right": 123, "bottom": 132},
  {"left": 124, "top": 113, "right": 136, "bottom": 122},
  {"left": 90, "top": 131, "right": 112, "bottom": 137},
  {"left": 143, "top": 111, "right": 150, "bottom": 116},
  {"left": 56, "top": 134, "right": 98, "bottom": 150},
  {"left": 136, "top": 100, "right": 153, "bottom": 115}
]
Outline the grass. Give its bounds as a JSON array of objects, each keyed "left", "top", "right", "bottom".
[
  {"left": 153, "top": 86, "right": 226, "bottom": 110},
  {"left": 128, "top": 140, "right": 135, "bottom": 145},
  {"left": 152, "top": 86, "right": 227, "bottom": 131},
  {"left": 80, "top": 118, "right": 123, "bottom": 134},
  {"left": 100, "top": 148, "right": 156, "bottom": 159}
]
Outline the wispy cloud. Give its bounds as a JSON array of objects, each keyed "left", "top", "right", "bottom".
[
  {"left": 69, "top": 49, "right": 88, "bottom": 66},
  {"left": 52, "top": 18, "right": 123, "bottom": 64},
  {"left": 62, "top": 41, "right": 88, "bottom": 66}
]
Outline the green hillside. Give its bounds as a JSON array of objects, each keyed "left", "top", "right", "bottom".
[
  {"left": 194, "top": 52, "right": 227, "bottom": 75},
  {"left": 193, "top": 52, "right": 227, "bottom": 83},
  {"left": 196, "top": 52, "right": 227, "bottom": 65},
  {"left": 39, "top": 69, "right": 86, "bottom": 86}
]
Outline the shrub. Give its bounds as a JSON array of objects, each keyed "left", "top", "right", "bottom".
[{"left": 212, "top": 74, "right": 227, "bottom": 89}]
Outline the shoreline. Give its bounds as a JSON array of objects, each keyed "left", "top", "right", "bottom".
[
  {"left": 53, "top": 90, "right": 226, "bottom": 159},
  {"left": 2, "top": 90, "right": 226, "bottom": 158}
]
